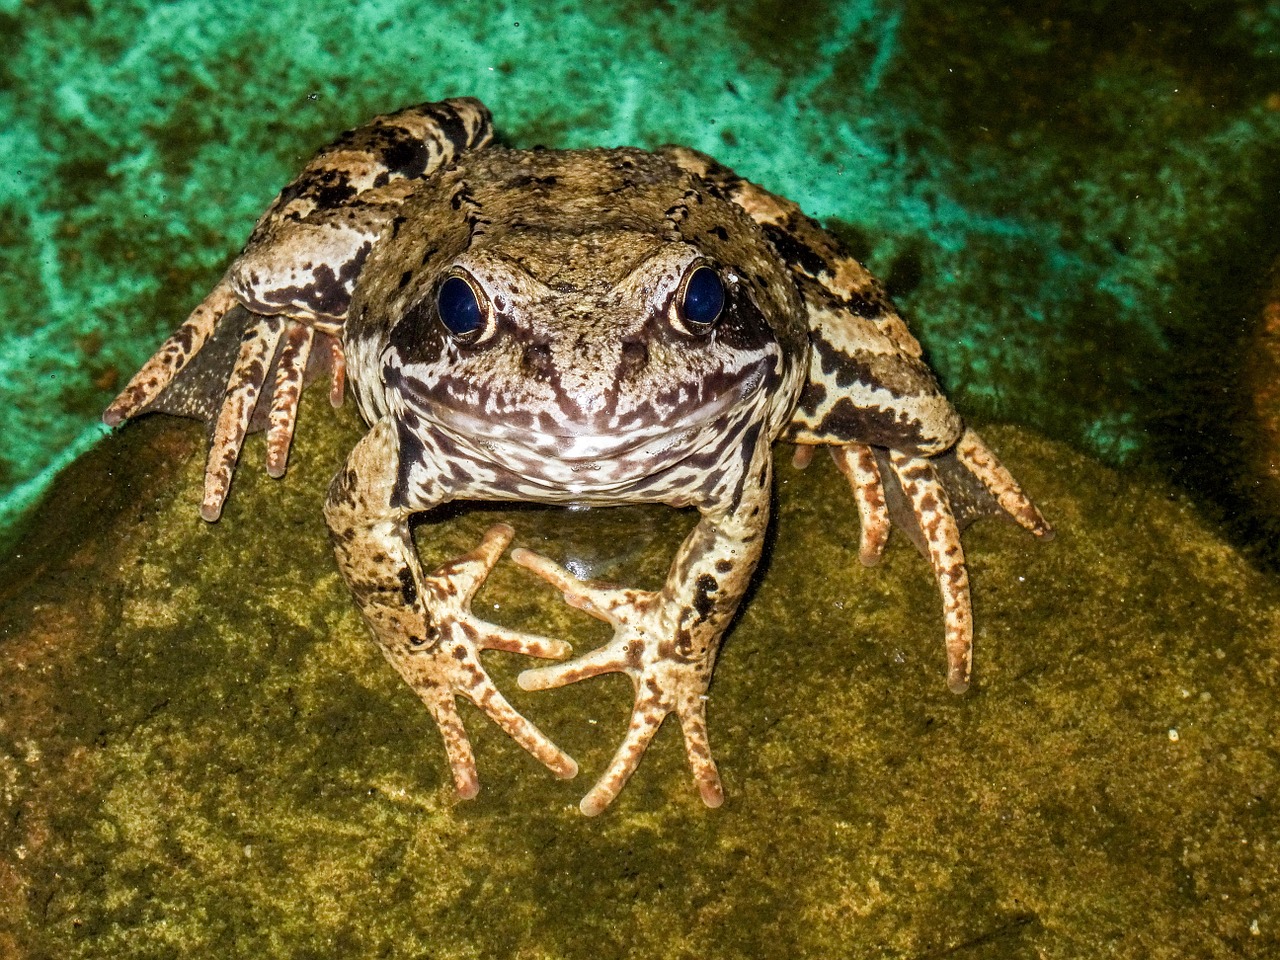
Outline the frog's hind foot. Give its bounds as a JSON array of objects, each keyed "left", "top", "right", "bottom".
[
  {"left": 264, "top": 321, "right": 316, "bottom": 479},
  {"left": 201, "top": 316, "right": 344, "bottom": 520},
  {"left": 105, "top": 282, "right": 346, "bottom": 521},
  {"left": 511, "top": 548, "right": 724, "bottom": 816},
  {"left": 104, "top": 279, "right": 239, "bottom": 427},
  {"left": 832, "top": 428, "right": 1052, "bottom": 694},
  {"left": 953, "top": 428, "right": 1054, "bottom": 542},
  {"left": 829, "top": 443, "right": 892, "bottom": 566},
  {"left": 199, "top": 313, "right": 286, "bottom": 520}
]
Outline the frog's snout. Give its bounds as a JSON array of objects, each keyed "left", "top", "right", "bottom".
[{"left": 519, "top": 335, "right": 650, "bottom": 384}]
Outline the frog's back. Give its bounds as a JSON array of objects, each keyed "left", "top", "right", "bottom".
[
  {"left": 463, "top": 145, "right": 691, "bottom": 212},
  {"left": 400, "top": 145, "right": 796, "bottom": 298}
]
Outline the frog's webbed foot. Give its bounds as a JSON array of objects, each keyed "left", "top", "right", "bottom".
[
  {"left": 198, "top": 314, "right": 344, "bottom": 522},
  {"left": 104, "top": 282, "right": 345, "bottom": 521},
  {"left": 393, "top": 525, "right": 578, "bottom": 798},
  {"left": 103, "top": 279, "right": 240, "bottom": 428},
  {"left": 511, "top": 548, "right": 724, "bottom": 816},
  {"left": 829, "top": 428, "right": 1052, "bottom": 694}
]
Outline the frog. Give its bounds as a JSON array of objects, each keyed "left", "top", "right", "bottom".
[{"left": 103, "top": 97, "right": 1052, "bottom": 816}]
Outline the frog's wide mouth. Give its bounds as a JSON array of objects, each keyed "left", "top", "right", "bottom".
[
  {"left": 394, "top": 351, "right": 777, "bottom": 489},
  {"left": 421, "top": 385, "right": 746, "bottom": 465}
]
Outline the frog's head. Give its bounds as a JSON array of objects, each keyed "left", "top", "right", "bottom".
[
  {"left": 345, "top": 148, "right": 809, "bottom": 494},
  {"left": 374, "top": 228, "right": 797, "bottom": 491}
]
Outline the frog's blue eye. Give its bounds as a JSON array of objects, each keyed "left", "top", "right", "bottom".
[
  {"left": 679, "top": 265, "right": 725, "bottom": 331},
  {"left": 437, "top": 275, "right": 486, "bottom": 339}
]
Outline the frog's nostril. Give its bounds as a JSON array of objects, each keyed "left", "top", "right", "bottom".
[
  {"left": 620, "top": 341, "right": 649, "bottom": 378},
  {"left": 522, "top": 343, "right": 553, "bottom": 378}
]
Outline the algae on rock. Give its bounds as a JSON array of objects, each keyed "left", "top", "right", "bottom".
[{"left": 0, "top": 407, "right": 1278, "bottom": 958}]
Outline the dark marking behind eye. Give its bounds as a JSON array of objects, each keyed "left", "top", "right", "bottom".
[{"left": 761, "top": 222, "right": 828, "bottom": 278}]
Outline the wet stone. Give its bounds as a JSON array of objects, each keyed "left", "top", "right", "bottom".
[{"left": 0, "top": 405, "right": 1278, "bottom": 958}]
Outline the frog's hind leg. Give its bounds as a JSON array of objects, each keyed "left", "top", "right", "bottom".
[
  {"left": 886, "top": 448, "right": 974, "bottom": 694},
  {"left": 259, "top": 320, "right": 345, "bottom": 481},
  {"left": 829, "top": 444, "right": 892, "bottom": 567},
  {"left": 953, "top": 428, "right": 1054, "bottom": 540},
  {"left": 103, "top": 279, "right": 238, "bottom": 426},
  {"left": 199, "top": 315, "right": 348, "bottom": 520},
  {"left": 832, "top": 431, "right": 1052, "bottom": 693},
  {"left": 106, "top": 97, "right": 493, "bottom": 518},
  {"left": 108, "top": 294, "right": 343, "bottom": 520},
  {"left": 201, "top": 314, "right": 286, "bottom": 520},
  {"left": 264, "top": 321, "right": 315, "bottom": 479}
]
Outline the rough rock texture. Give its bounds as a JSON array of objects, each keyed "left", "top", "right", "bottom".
[{"left": 1, "top": 406, "right": 1277, "bottom": 958}]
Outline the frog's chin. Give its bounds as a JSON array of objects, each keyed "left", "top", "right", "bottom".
[{"left": 429, "top": 409, "right": 749, "bottom": 499}]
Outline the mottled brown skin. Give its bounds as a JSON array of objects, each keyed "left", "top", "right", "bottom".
[{"left": 105, "top": 97, "right": 1052, "bottom": 815}]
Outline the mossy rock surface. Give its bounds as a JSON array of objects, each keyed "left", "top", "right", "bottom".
[{"left": 1, "top": 405, "right": 1277, "bottom": 958}]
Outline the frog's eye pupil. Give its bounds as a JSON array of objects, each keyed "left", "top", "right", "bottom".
[
  {"left": 437, "top": 276, "right": 484, "bottom": 338},
  {"left": 680, "top": 266, "right": 725, "bottom": 329}
]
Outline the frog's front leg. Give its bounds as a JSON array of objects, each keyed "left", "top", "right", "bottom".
[
  {"left": 324, "top": 418, "right": 577, "bottom": 797},
  {"left": 515, "top": 441, "right": 772, "bottom": 816},
  {"left": 104, "top": 97, "right": 493, "bottom": 520}
]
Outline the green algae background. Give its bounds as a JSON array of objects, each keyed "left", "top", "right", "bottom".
[{"left": 2, "top": 0, "right": 1280, "bottom": 551}]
